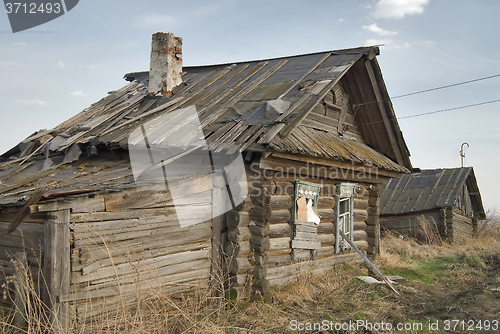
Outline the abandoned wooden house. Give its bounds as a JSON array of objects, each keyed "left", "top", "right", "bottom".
[
  {"left": 379, "top": 167, "right": 486, "bottom": 243},
  {"left": 0, "top": 32, "right": 412, "bottom": 326}
]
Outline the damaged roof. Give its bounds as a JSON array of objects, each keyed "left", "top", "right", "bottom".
[
  {"left": 380, "top": 167, "right": 486, "bottom": 219},
  {"left": 0, "top": 46, "right": 412, "bottom": 206}
]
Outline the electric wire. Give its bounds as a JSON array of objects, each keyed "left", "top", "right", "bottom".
[
  {"left": 356, "top": 98, "right": 500, "bottom": 127},
  {"left": 354, "top": 73, "right": 500, "bottom": 108}
]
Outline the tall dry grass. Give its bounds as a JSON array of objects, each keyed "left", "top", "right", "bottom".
[
  {"left": 379, "top": 210, "right": 500, "bottom": 267},
  {"left": 0, "top": 248, "right": 248, "bottom": 334}
]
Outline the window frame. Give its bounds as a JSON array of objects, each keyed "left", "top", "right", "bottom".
[{"left": 335, "top": 183, "right": 356, "bottom": 254}]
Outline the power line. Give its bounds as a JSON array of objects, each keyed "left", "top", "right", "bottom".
[
  {"left": 391, "top": 74, "right": 500, "bottom": 99},
  {"left": 397, "top": 98, "right": 500, "bottom": 120},
  {"left": 354, "top": 73, "right": 500, "bottom": 108},
  {"left": 356, "top": 98, "right": 500, "bottom": 127}
]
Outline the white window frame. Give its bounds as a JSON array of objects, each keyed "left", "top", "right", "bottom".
[{"left": 335, "top": 183, "right": 356, "bottom": 254}]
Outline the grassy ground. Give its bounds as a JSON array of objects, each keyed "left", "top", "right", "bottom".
[{"left": 2, "top": 216, "right": 499, "bottom": 333}]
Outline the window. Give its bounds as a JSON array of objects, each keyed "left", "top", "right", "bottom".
[
  {"left": 291, "top": 181, "right": 322, "bottom": 260},
  {"left": 335, "top": 183, "right": 356, "bottom": 253}
]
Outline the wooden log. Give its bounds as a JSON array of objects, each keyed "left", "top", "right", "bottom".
[
  {"left": 226, "top": 210, "right": 251, "bottom": 228},
  {"left": 317, "top": 197, "right": 335, "bottom": 209},
  {"left": 366, "top": 225, "right": 377, "bottom": 237},
  {"left": 354, "top": 221, "right": 367, "bottom": 231},
  {"left": 353, "top": 209, "right": 368, "bottom": 222},
  {"left": 234, "top": 196, "right": 252, "bottom": 212},
  {"left": 270, "top": 195, "right": 293, "bottom": 210},
  {"left": 227, "top": 226, "right": 251, "bottom": 243},
  {"left": 317, "top": 222, "right": 334, "bottom": 234},
  {"left": 250, "top": 187, "right": 271, "bottom": 206},
  {"left": 249, "top": 206, "right": 271, "bottom": 222},
  {"left": 269, "top": 209, "right": 291, "bottom": 224},
  {"left": 269, "top": 237, "right": 290, "bottom": 251},
  {"left": 248, "top": 223, "right": 270, "bottom": 237},
  {"left": 368, "top": 196, "right": 380, "bottom": 207},
  {"left": 318, "top": 234, "right": 335, "bottom": 246},
  {"left": 354, "top": 240, "right": 369, "bottom": 251},
  {"left": 228, "top": 257, "right": 251, "bottom": 275},
  {"left": 270, "top": 182, "right": 294, "bottom": 196},
  {"left": 317, "top": 209, "right": 335, "bottom": 221},
  {"left": 249, "top": 235, "right": 270, "bottom": 253},
  {"left": 252, "top": 265, "right": 267, "bottom": 280},
  {"left": 365, "top": 215, "right": 379, "bottom": 226},
  {"left": 353, "top": 230, "right": 367, "bottom": 241},
  {"left": 354, "top": 198, "right": 369, "bottom": 210},
  {"left": 269, "top": 223, "right": 291, "bottom": 238},
  {"left": 367, "top": 207, "right": 380, "bottom": 216}
]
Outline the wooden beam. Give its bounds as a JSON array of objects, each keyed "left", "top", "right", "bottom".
[
  {"left": 211, "top": 176, "right": 224, "bottom": 295},
  {"left": 364, "top": 59, "right": 405, "bottom": 167},
  {"left": 337, "top": 91, "right": 349, "bottom": 134},
  {"left": 44, "top": 209, "right": 71, "bottom": 331},
  {"left": 7, "top": 189, "right": 45, "bottom": 234},
  {"left": 268, "top": 152, "right": 402, "bottom": 179}
]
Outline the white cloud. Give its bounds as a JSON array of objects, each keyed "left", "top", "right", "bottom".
[
  {"left": 13, "top": 42, "right": 28, "bottom": 47},
  {"left": 133, "top": 14, "right": 180, "bottom": 30},
  {"left": 15, "top": 99, "right": 47, "bottom": 107},
  {"left": 57, "top": 60, "right": 65, "bottom": 69},
  {"left": 373, "top": 0, "right": 430, "bottom": 19},
  {"left": 366, "top": 39, "right": 411, "bottom": 49},
  {"left": 362, "top": 23, "right": 398, "bottom": 35},
  {"left": 65, "top": 91, "right": 89, "bottom": 99}
]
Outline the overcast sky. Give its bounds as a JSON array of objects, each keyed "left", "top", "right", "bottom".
[{"left": 1, "top": 0, "right": 499, "bottom": 211}]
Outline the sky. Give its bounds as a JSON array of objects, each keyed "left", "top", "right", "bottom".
[{"left": 0, "top": 0, "right": 499, "bottom": 211}]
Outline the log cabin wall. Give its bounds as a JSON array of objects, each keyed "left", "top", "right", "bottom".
[
  {"left": 230, "top": 166, "right": 372, "bottom": 295},
  {"left": 444, "top": 207, "right": 474, "bottom": 244}
]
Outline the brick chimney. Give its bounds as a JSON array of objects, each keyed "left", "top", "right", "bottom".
[{"left": 148, "top": 32, "right": 183, "bottom": 96}]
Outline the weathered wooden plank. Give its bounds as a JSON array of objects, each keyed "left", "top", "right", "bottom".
[
  {"left": 103, "top": 174, "right": 212, "bottom": 211},
  {"left": 44, "top": 210, "right": 70, "bottom": 331},
  {"left": 293, "top": 231, "right": 317, "bottom": 241},
  {"left": 77, "top": 227, "right": 212, "bottom": 264},
  {"left": 291, "top": 240, "right": 321, "bottom": 250},
  {"left": 75, "top": 239, "right": 211, "bottom": 274},
  {"left": 62, "top": 267, "right": 211, "bottom": 303},
  {"left": 72, "top": 249, "right": 210, "bottom": 284},
  {"left": 32, "top": 195, "right": 105, "bottom": 214},
  {"left": 73, "top": 222, "right": 212, "bottom": 247}
]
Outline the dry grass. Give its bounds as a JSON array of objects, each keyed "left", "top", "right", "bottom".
[{"left": 2, "top": 212, "right": 500, "bottom": 333}]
